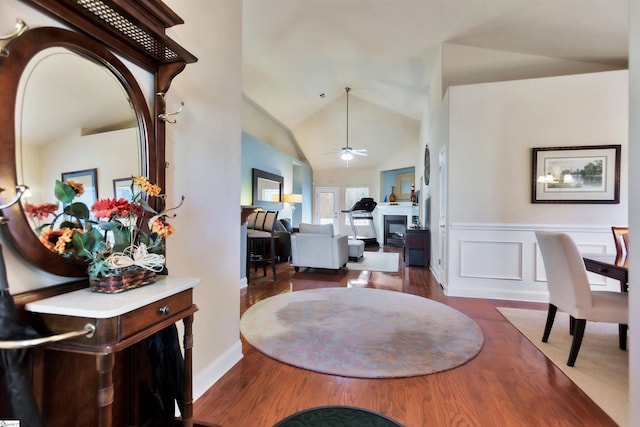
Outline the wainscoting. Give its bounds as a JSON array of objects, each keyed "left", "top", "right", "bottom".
[{"left": 445, "top": 223, "right": 619, "bottom": 302}]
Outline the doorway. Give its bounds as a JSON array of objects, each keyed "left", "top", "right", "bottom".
[
  {"left": 437, "top": 146, "right": 447, "bottom": 285},
  {"left": 315, "top": 186, "right": 339, "bottom": 235}
]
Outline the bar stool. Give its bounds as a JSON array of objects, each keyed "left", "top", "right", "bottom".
[{"left": 247, "top": 211, "right": 278, "bottom": 282}]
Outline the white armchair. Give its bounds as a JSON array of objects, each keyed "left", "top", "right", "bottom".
[{"left": 291, "top": 223, "right": 348, "bottom": 272}]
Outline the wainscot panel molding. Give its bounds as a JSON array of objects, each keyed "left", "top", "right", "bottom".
[
  {"left": 446, "top": 223, "right": 621, "bottom": 302},
  {"left": 460, "top": 240, "right": 523, "bottom": 280}
]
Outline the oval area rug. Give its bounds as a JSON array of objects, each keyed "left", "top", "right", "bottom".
[{"left": 240, "top": 287, "right": 484, "bottom": 378}]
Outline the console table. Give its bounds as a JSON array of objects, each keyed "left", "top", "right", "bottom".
[
  {"left": 403, "top": 228, "right": 430, "bottom": 267},
  {"left": 25, "top": 276, "right": 200, "bottom": 427}
]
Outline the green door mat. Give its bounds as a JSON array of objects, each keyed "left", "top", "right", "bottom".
[{"left": 273, "top": 406, "right": 404, "bottom": 427}]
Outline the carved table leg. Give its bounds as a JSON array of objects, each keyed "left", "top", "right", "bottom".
[
  {"left": 182, "top": 314, "right": 194, "bottom": 427},
  {"left": 96, "top": 352, "right": 115, "bottom": 427},
  {"left": 32, "top": 347, "right": 45, "bottom": 415}
]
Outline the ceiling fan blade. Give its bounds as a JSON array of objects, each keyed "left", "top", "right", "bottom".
[{"left": 352, "top": 151, "right": 368, "bottom": 156}]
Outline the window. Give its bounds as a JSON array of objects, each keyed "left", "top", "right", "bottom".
[{"left": 344, "top": 186, "right": 370, "bottom": 225}]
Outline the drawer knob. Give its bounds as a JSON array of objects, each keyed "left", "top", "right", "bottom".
[{"left": 158, "top": 305, "right": 171, "bottom": 315}]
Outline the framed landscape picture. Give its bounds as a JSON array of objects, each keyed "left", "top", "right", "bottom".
[
  {"left": 113, "top": 177, "right": 134, "bottom": 199},
  {"left": 531, "top": 145, "right": 621, "bottom": 204}
]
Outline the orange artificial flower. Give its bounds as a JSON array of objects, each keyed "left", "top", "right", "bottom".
[
  {"left": 64, "top": 179, "right": 85, "bottom": 196},
  {"left": 151, "top": 218, "right": 174, "bottom": 237},
  {"left": 133, "top": 176, "right": 161, "bottom": 197},
  {"left": 40, "top": 228, "right": 76, "bottom": 254}
]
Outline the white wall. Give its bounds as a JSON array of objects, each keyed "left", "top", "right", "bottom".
[
  {"left": 441, "top": 42, "right": 622, "bottom": 94},
  {"left": 164, "top": 0, "right": 244, "bottom": 399},
  {"left": 243, "top": 96, "right": 307, "bottom": 162},
  {"left": 292, "top": 92, "right": 420, "bottom": 171},
  {"left": 421, "top": 46, "right": 448, "bottom": 284},
  {"left": 28, "top": 128, "right": 139, "bottom": 203},
  {"left": 444, "top": 70, "right": 628, "bottom": 301},
  {"left": 627, "top": 1, "right": 639, "bottom": 423},
  {"left": 449, "top": 70, "right": 628, "bottom": 225},
  {"left": 313, "top": 167, "right": 380, "bottom": 237}
]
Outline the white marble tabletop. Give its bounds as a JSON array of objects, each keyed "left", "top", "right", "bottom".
[{"left": 25, "top": 276, "right": 200, "bottom": 318}]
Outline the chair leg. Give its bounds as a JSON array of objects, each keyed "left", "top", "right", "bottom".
[
  {"left": 619, "top": 324, "right": 628, "bottom": 350},
  {"left": 542, "top": 304, "right": 557, "bottom": 343},
  {"left": 569, "top": 315, "right": 575, "bottom": 335},
  {"left": 567, "top": 318, "right": 586, "bottom": 366},
  {"left": 270, "top": 238, "right": 277, "bottom": 281}
]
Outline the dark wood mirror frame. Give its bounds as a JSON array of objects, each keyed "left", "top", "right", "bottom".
[
  {"left": 252, "top": 168, "right": 284, "bottom": 205},
  {"left": 0, "top": 0, "right": 197, "bottom": 278}
]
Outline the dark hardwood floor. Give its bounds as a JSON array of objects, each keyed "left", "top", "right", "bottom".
[{"left": 192, "top": 246, "right": 616, "bottom": 427}]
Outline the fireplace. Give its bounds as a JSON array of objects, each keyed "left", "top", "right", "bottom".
[{"left": 384, "top": 215, "right": 406, "bottom": 247}]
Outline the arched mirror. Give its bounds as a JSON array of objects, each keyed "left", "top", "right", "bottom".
[
  {"left": 17, "top": 47, "right": 141, "bottom": 229},
  {"left": 0, "top": 27, "right": 154, "bottom": 277}
]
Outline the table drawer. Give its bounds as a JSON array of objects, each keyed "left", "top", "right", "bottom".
[{"left": 120, "top": 289, "right": 192, "bottom": 339}]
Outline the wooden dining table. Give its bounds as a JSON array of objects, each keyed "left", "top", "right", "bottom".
[{"left": 583, "top": 254, "right": 628, "bottom": 291}]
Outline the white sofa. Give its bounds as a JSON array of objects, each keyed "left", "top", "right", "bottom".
[{"left": 291, "top": 223, "right": 349, "bottom": 272}]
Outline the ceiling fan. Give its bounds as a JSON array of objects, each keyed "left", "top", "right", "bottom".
[{"left": 336, "top": 87, "right": 368, "bottom": 162}]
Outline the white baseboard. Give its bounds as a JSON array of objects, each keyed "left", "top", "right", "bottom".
[
  {"left": 193, "top": 339, "right": 243, "bottom": 402},
  {"left": 444, "top": 285, "right": 549, "bottom": 303}
]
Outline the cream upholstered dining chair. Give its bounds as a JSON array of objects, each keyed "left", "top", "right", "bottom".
[{"left": 535, "top": 231, "right": 629, "bottom": 366}]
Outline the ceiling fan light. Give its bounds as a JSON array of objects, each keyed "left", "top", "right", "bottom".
[{"left": 341, "top": 151, "right": 353, "bottom": 161}]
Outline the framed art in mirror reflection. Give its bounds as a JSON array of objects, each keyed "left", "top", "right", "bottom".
[{"left": 62, "top": 168, "right": 98, "bottom": 208}]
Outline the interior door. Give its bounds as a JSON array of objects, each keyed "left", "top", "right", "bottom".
[
  {"left": 315, "top": 186, "right": 340, "bottom": 235},
  {"left": 437, "top": 146, "right": 447, "bottom": 285}
]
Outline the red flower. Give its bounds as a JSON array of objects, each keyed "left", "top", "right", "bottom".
[
  {"left": 91, "top": 198, "right": 141, "bottom": 219},
  {"left": 24, "top": 202, "right": 58, "bottom": 220}
]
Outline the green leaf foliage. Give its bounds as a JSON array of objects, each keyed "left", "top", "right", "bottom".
[
  {"left": 83, "top": 228, "right": 107, "bottom": 255},
  {"left": 111, "top": 224, "right": 132, "bottom": 253},
  {"left": 87, "top": 259, "right": 111, "bottom": 281},
  {"left": 64, "top": 202, "right": 90, "bottom": 220},
  {"left": 70, "top": 231, "right": 90, "bottom": 259},
  {"left": 54, "top": 180, "right": 77, "bottom": 204},
  {"left": 136, "top": 198, "right": 158, "bottom": 215},
  {"left": 97, "top": 221, "right": 118, "bottom": 231},
  {"left": 59, "top": 220, "right": 82, "bottom": 230}
]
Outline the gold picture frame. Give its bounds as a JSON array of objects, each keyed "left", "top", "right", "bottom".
[{"left": 395, "top": 172, "right": 414, "bottom": 200}]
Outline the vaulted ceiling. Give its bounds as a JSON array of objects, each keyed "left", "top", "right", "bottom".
[{"left": 242, "top": 0, "right": 628, "bottom": 170}]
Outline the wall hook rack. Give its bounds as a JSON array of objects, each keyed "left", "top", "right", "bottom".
[
  {"left": 0, "top": 184, "right": 29, "bottom": 224},
  {"left": 0, "top": 18, "right": 28, "bottom": 57},
  {"left": 157, "top": 92, "right": 184, "bottom": 124}
]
